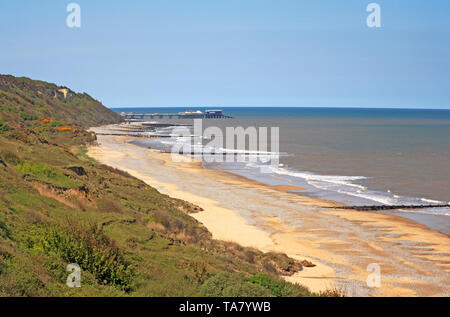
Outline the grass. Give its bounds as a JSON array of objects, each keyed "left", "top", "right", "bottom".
[
  {"left": 16, "top": 162, "right": 83, "bottom": 189},
  {"left": 76, "top": 146, "right": 97, "bottom": 163}
]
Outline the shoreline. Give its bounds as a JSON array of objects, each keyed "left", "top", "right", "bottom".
[{"left": 87, "top": 132, "right": 450, "bottom": 296}]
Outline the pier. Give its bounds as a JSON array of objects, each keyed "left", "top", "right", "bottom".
[{"left": 121, "top": 109, "right": 233, "bottom": 122}]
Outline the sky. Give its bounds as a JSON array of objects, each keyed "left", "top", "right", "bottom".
[{"left": 1, "top": 0, "right": 449, "bottom": 109}]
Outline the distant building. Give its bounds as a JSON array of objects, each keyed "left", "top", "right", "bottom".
[
  {"left": 178, "top": 110, "right": 203, "bottom": 118},
  {"left": 205, "top": 109, "right": 223, "bottom": 116}
]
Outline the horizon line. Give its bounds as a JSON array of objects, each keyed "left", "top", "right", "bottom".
[{"left": 109, "top": 106, "right": 450, "bottom": 111}]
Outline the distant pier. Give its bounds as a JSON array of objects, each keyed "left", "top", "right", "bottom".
[{"left": 121, "top": 109, "right": 233, "bottom": 122}]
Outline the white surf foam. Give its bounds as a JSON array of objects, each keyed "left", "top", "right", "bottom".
[{"left": 147, "top": 132, "right": 448, "bottom": 217}]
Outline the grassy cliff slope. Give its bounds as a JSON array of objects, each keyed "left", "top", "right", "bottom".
[{"left": 0, "top": 75, "right": 337, "bottom": 297}]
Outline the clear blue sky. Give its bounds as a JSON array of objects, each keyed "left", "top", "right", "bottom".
[{"left": 1, "top": 0, "right": 449, "bottom": 109}]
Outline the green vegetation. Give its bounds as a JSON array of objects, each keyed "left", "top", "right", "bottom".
[
  {"left": 199, "top": 273, "right": 271, "bottom": 297},
  {"left": 41, "top": 221, "right": 133, "bottom": 292},
  {"left": 198, "top": 272, "right": 316, "bottom": 297},
  {"left": 19, "top": 112, "right": 37, "bottom": 121},
  {"left": 248, "top": 273, "right": 312, "bottom": 297},
  {"left": 16, "top": 162, "right": 82, "bottom": 189},
  {"left": 76, "top": 146, "right": 97, "bottom": 163},
  {"left": 0, "top": 75, "right": 340, "bottom": 297},
  {"left": 0, "top": 121, "right": 12, "bottom": 134}
]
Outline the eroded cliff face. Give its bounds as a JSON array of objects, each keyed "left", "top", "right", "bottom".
[{"left": 0, "top": 74, "right": 122, "bottom": 127}]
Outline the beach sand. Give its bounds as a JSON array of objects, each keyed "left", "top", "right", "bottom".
[{"left": 87, "top": 132, "right": 450, "bottom": 297}]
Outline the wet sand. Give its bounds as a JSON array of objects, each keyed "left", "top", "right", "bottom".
[{"left": 87, "top": 132, "right": 450, "bottom": 297}]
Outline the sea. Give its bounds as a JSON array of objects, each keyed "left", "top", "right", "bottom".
[{"left": 112, "top": 107, "right": 450, "bottom": 234}]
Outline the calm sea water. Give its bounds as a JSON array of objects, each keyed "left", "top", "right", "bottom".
[{"left": 113, "top": 107, "right": 450, "bottom": 233}]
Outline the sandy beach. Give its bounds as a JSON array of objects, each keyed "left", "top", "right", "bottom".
[{"left": 87, "top": 131, "right": 450, "bottom": 297}]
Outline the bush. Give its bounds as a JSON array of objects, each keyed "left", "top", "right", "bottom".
[
  {"left": 0, "top": 217, "right": 10, "bottom": 239},
  {"left": 0, "top": 150, "right": 22, "bottom": 165},
  {"left": 247, "top": 273, "right": 313, "bottom": 297},
  {"left": 48, "top": 120, "right": 64, "bottom": 127},
  {"left": 199, "top": 272, "right": 271, "bottom": 297},
  {"left": 41, "top": 221, "right": 133, "bottom": 292},
  {"left": 0, "top": 121, "right": 13, "bottom": 134},
  {"left": 17, "top": 162, "right": 56, "bottom": 178},
  {"left": 19, "top": 112, "right": 37, "bottom": 121}
]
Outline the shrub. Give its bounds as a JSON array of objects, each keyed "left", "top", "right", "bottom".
[
  {"left": 247, "top": 273, "right": 312, "bottom": 297},
  {"left": 199, "top": 272, "right": 270, "bottom": 297},
  {"left": 319, "top": 287, "right": 347, "bottom": 297},
  {"left": 41, "top": 221, "right": 133, "bottom": 292},
  {"left": 0, "top": 150, "right": 22, "bottom": 165},
  {"left": 48, "top": 120, "right": 64, "bottom": 127},
  {"left": 19, "top": 112, "right": 37, "bottom": 121},
  {"left": 0, "top": 217, "right": 10, "bottom": 239},
  {"left": 17, "top": 162, "right": 57, "bottom": 178},
  {"left": 0, "top": 121, "right": 13, "bottom": 134}
]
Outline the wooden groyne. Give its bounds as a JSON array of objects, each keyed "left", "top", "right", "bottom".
[
  {"left": 91, "top": 122, "right": 194, "bottom": 138},
  {"left": 330, "top": 204, "right": 450, "bottom": 211},
  {"left": 94, "top": 132, "right": 170, "bottom": 138}
]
